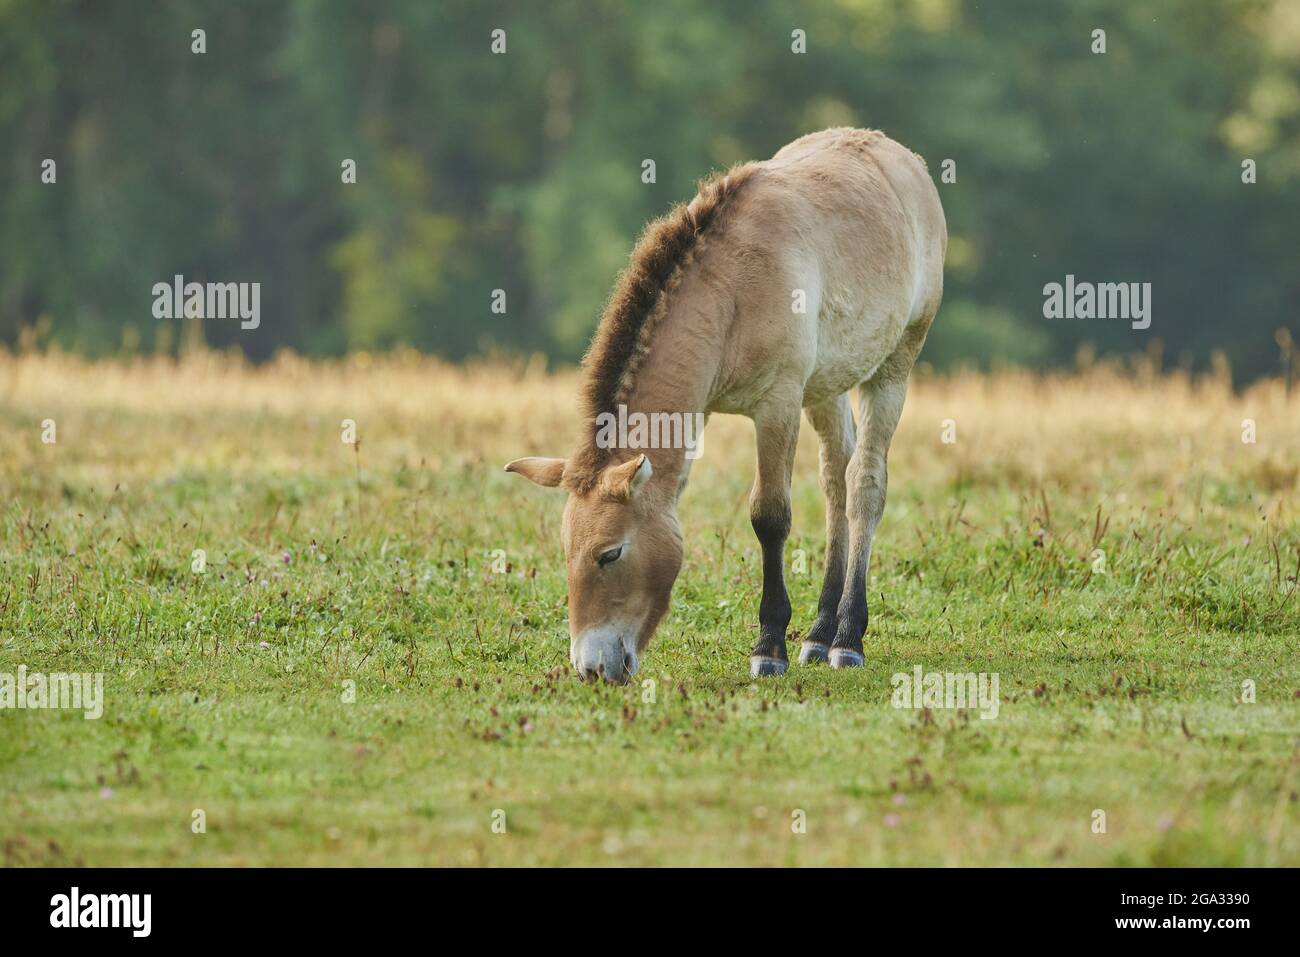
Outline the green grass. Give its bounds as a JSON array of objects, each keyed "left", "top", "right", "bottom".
[{"left": 1, "top": 353, "right": 1297, "bottom": 865}]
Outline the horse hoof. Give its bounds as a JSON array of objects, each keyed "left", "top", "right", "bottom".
[
  {"left": 750, "top": 655, "right": 788, "bottom": 677},
  {"left": 798, "top": 642, "right": 829, "bottom": 665},
  {"left": 828, "top": 648, "right": 865, "bottom": 669}
]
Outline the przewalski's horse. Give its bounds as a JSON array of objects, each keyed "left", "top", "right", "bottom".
[{"left": 506, "top": 128, "right": 946, "bottom": 682}]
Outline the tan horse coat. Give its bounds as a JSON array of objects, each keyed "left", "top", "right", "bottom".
[{"left": 507, "top": 127, "right": 946, "bottom": 681}]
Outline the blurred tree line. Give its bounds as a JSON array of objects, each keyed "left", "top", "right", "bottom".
[{"left": 1, "top": 0, "right": 1297, "bottom": 379}]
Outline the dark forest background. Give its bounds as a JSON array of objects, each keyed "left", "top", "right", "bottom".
[{"left": 1, "top": 0, "right": 1297, "bottom": 380}]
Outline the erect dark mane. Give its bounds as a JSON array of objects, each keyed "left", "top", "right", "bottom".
[{"left": 565, "top": 163, "right": 758, "bottom": 492}]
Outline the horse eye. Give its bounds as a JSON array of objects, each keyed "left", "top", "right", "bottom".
[{"left": 597, "top": 545, "right": 624, "bottom": 567}]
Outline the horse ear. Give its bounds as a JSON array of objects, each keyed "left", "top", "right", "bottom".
[
  {"left": 601, "top": 453, "right": 652, "bottom": 500},
  {"left": 504, "top": 457, "right": 567, "bottom": 489}
]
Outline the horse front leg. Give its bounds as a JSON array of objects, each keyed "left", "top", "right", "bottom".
[{"left": 747, "top": 394, "right": 802, "bottom": 677}]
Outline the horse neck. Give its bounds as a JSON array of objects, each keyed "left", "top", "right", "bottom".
[{"left": 620, "top": 292, "right": 727, "bottom": 496}]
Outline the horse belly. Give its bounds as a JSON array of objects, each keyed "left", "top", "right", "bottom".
[{"left": 802, "top": 268, "right": 915, "bottom": 405}]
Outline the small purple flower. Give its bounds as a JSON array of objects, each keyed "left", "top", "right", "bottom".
[
  {"left": 282, "top": 550, "right": 292, "bottom": 564},
  {"left": 884, "top": 814, "right": 901, "bottom": 827},
  {"left": 99, "top": 787, "right": 113, "bottom": 800},
  {"left": 1157, "top": 815, "right": 1174, "bottom": 832},
  {"left": 892, "top": 794, "right": 907, "bottom": 806}
]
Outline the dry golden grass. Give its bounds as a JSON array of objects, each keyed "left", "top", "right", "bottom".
[{"left": 4, "top": 346, "right": 1295, "bottom": 522}]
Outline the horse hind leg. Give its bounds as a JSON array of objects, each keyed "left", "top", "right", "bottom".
[
  {"left": 797, "top": 393, "right": 855, "bottom": 665},
  {"left": 828, "top": 318, "right": 930, "bottom": 668}
]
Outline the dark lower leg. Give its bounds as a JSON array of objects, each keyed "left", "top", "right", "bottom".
[
  {"left": 830, "top": 557, "right": 869, "bottom": 658},
  {"left": 798, "top": 547, "right": 844, "bottom": 662},
  {"left": 831, "top": 459, "right": 886, "bottom": 667},
  {"left": 750, "top": 506, "right": 792, "bottom": 673}
]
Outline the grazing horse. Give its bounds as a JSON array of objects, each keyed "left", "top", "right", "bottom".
[{"left": 506, "top": 127, "right": 946, "bottom": 682}]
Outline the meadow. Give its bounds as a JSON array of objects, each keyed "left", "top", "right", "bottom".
[{"left": 1, "top": 348, "right": 1297, "bottom": 866}]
